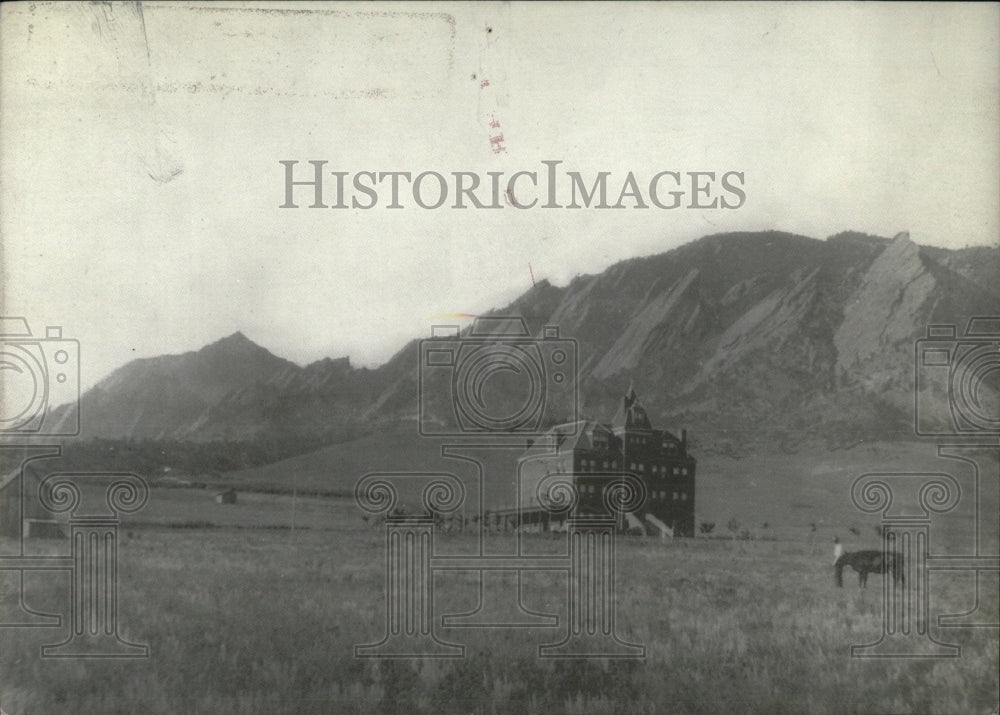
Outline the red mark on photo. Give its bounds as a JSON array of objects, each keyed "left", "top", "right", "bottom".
[
  {"left": 479, "top": 78, "right": 509, "bottom": 153},
  {"left": 490, "top": 134, "right": 506, "bottom": 153}
]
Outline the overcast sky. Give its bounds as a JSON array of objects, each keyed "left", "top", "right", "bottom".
[{"left": 2, "top": 2, "right": 997, "bottom": 390}]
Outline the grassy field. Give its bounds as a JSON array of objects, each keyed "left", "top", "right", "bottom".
[
  {"left": 2, "top": 442, "right": 998, "bottom": 713},
  {"left": 2, "top": 487, "right": 998, "bottom": 714}
]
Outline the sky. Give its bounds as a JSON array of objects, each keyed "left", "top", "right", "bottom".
[{"left": 2, "top": 1, "right": 998, "bottom": 390}]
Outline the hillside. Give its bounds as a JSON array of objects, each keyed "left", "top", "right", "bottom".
[
  {"left": 368, "top": 230, "right": 998, "bottom": 453},
  {"left": 57, "top": 230, "right": 999, "bottom": 456},
  {"left": 64, "top": 332, "right": 387, "bottom": 441},
  {"left": 228, "top": 428, "right": 527, "bottom": 510}
]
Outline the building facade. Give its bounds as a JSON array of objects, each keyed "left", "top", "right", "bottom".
[{"left": 517, "top": 389, "right": 696, "bottom": 536}]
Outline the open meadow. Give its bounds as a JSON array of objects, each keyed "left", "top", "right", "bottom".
[{"left": 2, "top": 471, "right": 998, "bottom": 714}]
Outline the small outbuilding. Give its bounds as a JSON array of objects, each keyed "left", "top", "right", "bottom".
[
  {"left": 0, "top": 465, "right": 68, "bottom": 540},
  {"left": 215, "top": 487, "right": 237, "bottom": 505}
]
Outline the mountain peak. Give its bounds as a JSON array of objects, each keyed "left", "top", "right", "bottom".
[
  {"left": 204, "top": 331, "right": 259, "bottom": 352},
  {"left": 220, "top": 330, "right": 251, "bottom": 343},
  {"left": 305, "top": 356, "right": 353, "bottom": 371}
]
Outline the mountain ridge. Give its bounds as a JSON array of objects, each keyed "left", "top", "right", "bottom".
[{"left": 60, "top": 230, "right": 999, "bottom": 452}]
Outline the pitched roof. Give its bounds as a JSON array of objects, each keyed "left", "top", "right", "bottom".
[{"left": 519, "top": 420, "right": 620, "bottom": 458}]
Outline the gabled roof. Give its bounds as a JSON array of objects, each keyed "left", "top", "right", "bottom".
[{"left": 520, "top": 420, "right": 619, "bottom": 458}]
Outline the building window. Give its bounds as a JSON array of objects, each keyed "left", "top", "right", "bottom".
[
  {"left": 681, "top": 467, "right": 688, "bottom": 476},
  {"left": 673, "top": 491, "right": 678, "bottom": 500},
  {"left": 629, "top": 462, "right": 636, "bottom": 471},
  {"left": 673, "top": 467, "right": 680, "bottom": 476},
  {"left": 638, "top": 464, "right": 645, "bottom": 472},
  {"left": 681, "top": 492, "right": 687, "bottom": 501}
]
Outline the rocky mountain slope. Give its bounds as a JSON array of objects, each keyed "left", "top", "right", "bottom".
[
  {"left": 61, "top": 230, "right": 999, "bottom": 453},
  {"left": 70, "top": 332, "right": 385, "bottom": 440}
]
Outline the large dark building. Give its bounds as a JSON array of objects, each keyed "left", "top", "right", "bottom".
[{"left": 517, "top": 389, "right": 696, "bottom": 536}]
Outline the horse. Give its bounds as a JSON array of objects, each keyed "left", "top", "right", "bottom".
[{"left": 835, "top": 549, "right": 905, "bottom": 588}]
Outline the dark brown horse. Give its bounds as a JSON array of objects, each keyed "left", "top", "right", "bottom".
[{"left": 835, "top": 550, "right": 905, "bottom": 588}]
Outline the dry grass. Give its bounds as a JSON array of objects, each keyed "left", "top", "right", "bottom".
[{"left": 2, "top": 516, "right": 997, "bottom": 714}]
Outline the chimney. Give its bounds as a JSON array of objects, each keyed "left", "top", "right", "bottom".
[{"left": 681, "top": 429, "right": 687, "bottom": 451}]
